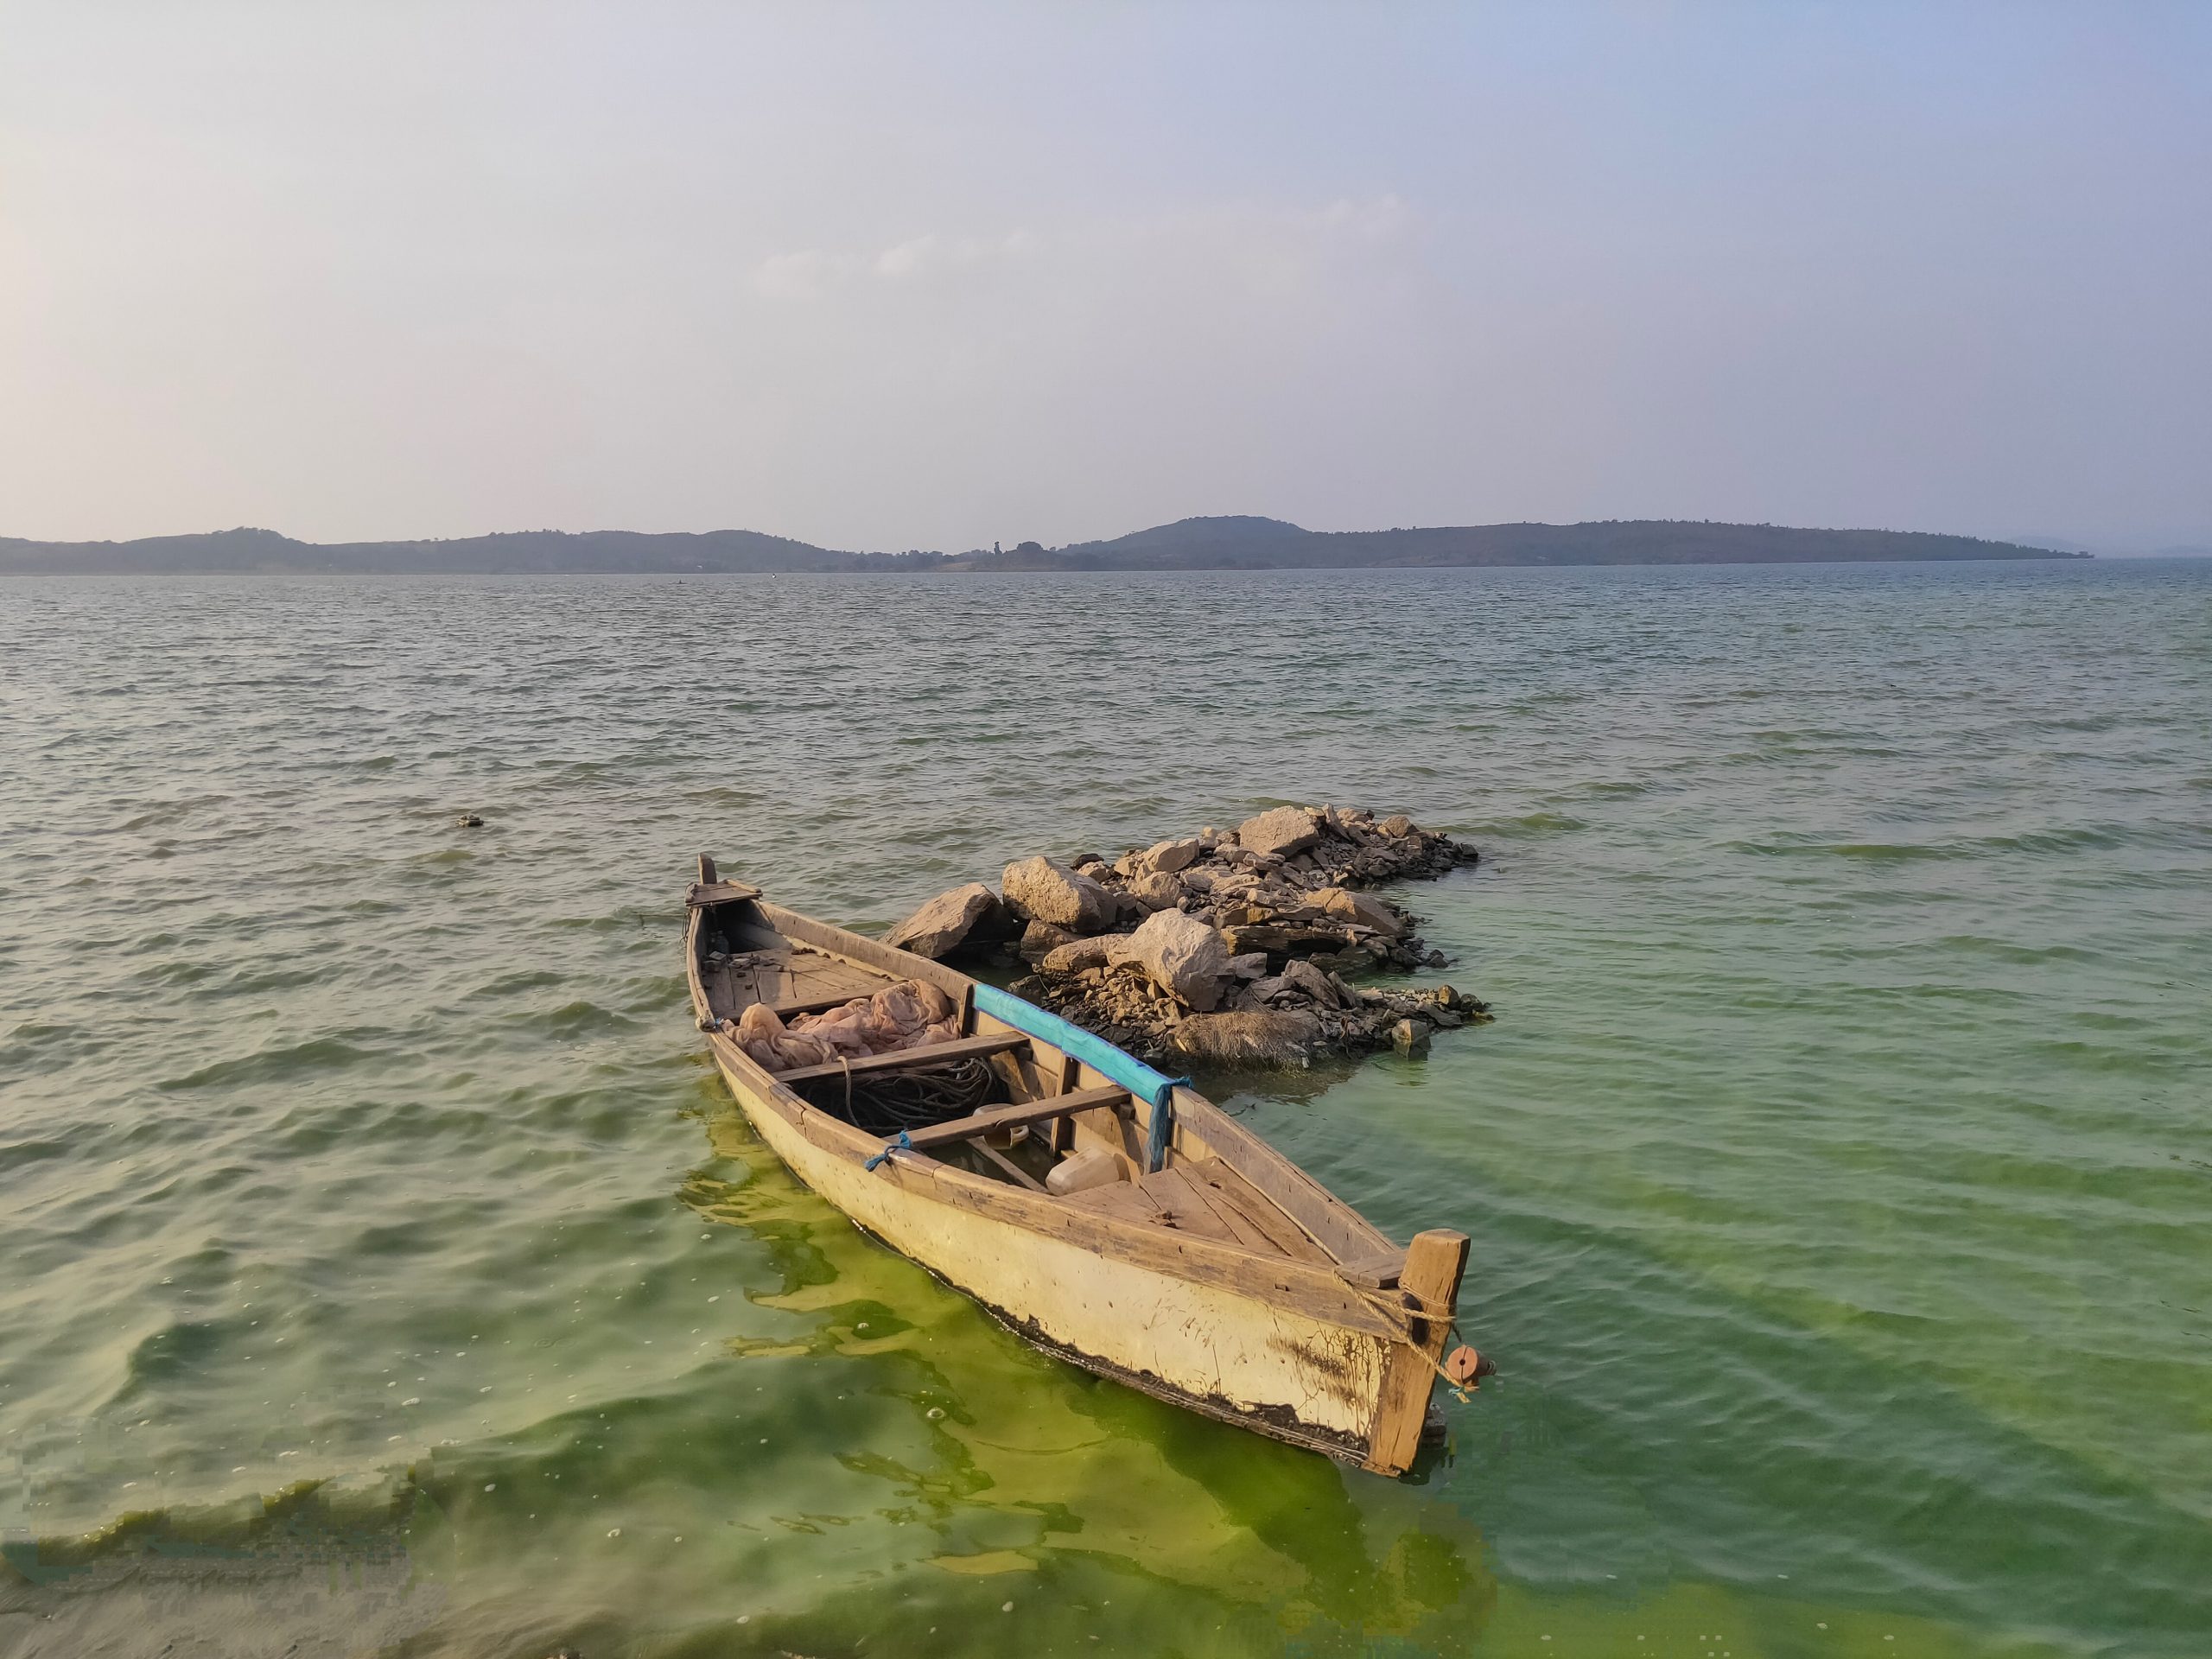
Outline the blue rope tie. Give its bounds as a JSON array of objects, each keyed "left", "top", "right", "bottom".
[
  {"left": 864, "top": 1130, "right": 912, "bottom": 1173},
  {"left": 1146, "top": 1089, "right": 1183, "bottom": 1174}
]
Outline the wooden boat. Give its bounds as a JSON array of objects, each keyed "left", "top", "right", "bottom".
[{"left": 683, "top": 857, "right": 1477, "bottom": 1475}]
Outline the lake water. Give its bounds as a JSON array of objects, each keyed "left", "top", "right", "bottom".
[{"left": 2, "top": 560, "right": 2207, "bottom": 1658}]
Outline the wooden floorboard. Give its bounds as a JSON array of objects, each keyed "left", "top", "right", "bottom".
[
  {"left": 1189, "top": 1159, "right": 1339, "bottom": 1266},
  {"left": 1142, "top": 1166, "right": 1268, "bottom": 1249},
  {"left": 1167, "top": 1168, "right": 1283, "bottom": 1255},
  {"left": 1058, "top": 1159, "right": 1338, "bottom": 1262},
  {"left": 1067, "top": 1166, "right": 1250, "bottom": 1249},
  {"left": 710, "top": 945, "right": 912, "bottom": 1018},
  {"left": 1067, "top": 1180, "right": 1169, "bottom": 1227}
]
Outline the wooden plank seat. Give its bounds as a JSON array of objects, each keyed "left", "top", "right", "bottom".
[
  {"left": 768, "top": 988, "right": 903, "bottom": 1020},
  {"left": 890, "top": 1084, "right": 1131, "bottom": 1155},
  {"left": 771, "top": 1031, "right": 1032, "bottom": 1087}
]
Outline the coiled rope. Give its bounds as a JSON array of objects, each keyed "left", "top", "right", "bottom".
[{"left": 790, "top": 1055, "right": 1001, "bottom": 1136}]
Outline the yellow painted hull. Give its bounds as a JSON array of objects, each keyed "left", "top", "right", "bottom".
[{"left": 718, "top": 1048, "right": 1393, "bottom": 1454}]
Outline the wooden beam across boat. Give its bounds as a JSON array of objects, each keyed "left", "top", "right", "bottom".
[
  {"left": 889, "top": 1084, "right": 1131, "bottom": 1154},
  {"left": 770, "top": 1031, "right": 1031, "bottom": 1087},
  {"left": 683, "top": 861, "right": 1480, "bottom": 1477},
  {"left": 969, "top": 1140, "right": 1050, "bottom": 1192},
  {"left": 769, "top": 990, "right": 886, "bottom": 1019}
]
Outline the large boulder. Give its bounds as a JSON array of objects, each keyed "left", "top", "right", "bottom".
[
  {"left": 884, "top": 882, "right": 1002, "bottom": 959},
  {"left": 1236, "top": 806, "right": 1322, "bottom": 860},
  {"left": 1313, "top": 886, "right": 1405, "bottom": 937},
  {"left": 1279, "top": 957, "right": 1351, "bottom": 1008},
  {"left": 1001, "top": 855, "right": 1115, "bottom": 931},
  {"left": 1134, "top": 836, "right": 1205, "bottom": 875},
  {"left": 1039, "top": 933, "right": 1134, "bottom": 976},
  {"left": 1123, "top": 870, "right": 1186, "bottom": 912},
  {"left": 1124, "top": 906, "right": 1231, "bottom": 1011},
  {"left": 1017, "top": 919, "right": 1079, "bottom": 964},
  {"left": 1170, "top": 1010, "right": 1323, "bottom": 1067}
]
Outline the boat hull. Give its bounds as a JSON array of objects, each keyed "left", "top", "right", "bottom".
[
  {"left": 683, "top": 870, "right": 1469, "bottom": 1474},
  {"left": 713, "top": 1046, "right": 1402, "bottom": 1462}
]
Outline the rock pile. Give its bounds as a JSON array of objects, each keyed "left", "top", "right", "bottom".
[{"left": 883, "top": 804, "right": 1490, "bottom": 1067}]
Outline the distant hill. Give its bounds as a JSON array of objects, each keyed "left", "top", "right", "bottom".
[
  {"left": 0, "top": 525, "right": 877, "bottom": 575},
  {"left": 1058, "top": 515, "right": 1313, "bottom": 555},
  {"left": 943, "top": 518, "right": 2082, "bottom": 571},
  {"left": 0, "top": 518, "right": 2085, "bottom": 575}
]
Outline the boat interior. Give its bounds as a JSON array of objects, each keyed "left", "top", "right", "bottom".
[{"left": 688, "top": 870, "right": 1403, "bottom": 1283}]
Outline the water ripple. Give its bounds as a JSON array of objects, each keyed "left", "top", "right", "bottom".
[{"left": 0, "top": 560, "right": 2207, "bottom": 1656}]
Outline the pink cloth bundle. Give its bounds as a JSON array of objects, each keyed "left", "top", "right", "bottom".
[{"left": 730, "top": 979, "right": 960, "bottom": 1073}]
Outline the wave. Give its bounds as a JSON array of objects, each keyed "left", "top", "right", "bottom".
[
  {"left": 1463, "top": 810, "right": 1588, "bottom": 837},
  {"left": 115, "top": 1319, "right": 227, "bottom": 1392},
  {"left": 112, "top": 792, "right": 234, "bottom": 833},
  {"left": 520, "top": 1000, "right": 643, "bottom": 1039},
  {"left": 467, "top": 969, "right": 569, "bottom": 999},
  {"left": 0, "top": 1136, "right": 73, "bottom": 1171},
  {"left": 1726, "top": 824, "right": 2165, "bottom": 861},
  {"left": 157, "top": 1036, "right": 380, "bottom": 1091}
]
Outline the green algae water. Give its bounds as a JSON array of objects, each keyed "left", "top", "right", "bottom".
[{"left": 2, "top": 560, "right": 2207, "bottom": 1658}]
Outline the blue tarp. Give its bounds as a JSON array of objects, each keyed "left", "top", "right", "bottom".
[{"left": 969, "top": 982, "right": 1187, "bottom": 1171}]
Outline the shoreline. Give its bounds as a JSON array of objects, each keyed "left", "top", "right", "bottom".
[
  {"left": 0, "top": 552, "right": 2102, "bottom": 578},
  {"left": 0, "top": 516, "right": 2090, "bottom": 575}
]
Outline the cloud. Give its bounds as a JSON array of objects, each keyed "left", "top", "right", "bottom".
[
  {"left": 754, "top": 228, "right": 1040, "bottom": 299},
  {"left": 873, "top": 230, "right": 1037, "bottom": 279},
  {"left": 750, "top": 203, "right": 1408, "bottom": 302},
  {"left": 752, "top": 247, "right": 857, "bottom": 301}
]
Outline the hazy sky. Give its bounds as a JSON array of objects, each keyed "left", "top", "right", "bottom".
[{"left": 3, "top": 3, "right": 2207, "bottom": 550}]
